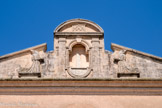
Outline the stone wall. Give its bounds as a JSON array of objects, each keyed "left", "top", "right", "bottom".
[
  {"left": 110, "top": 43, "right": 162, "bottom": 79},
  {"left": 0, "top": 44, "right": 47, "bottom": 79},
  {"left": 0, "top": 19, "right": 162, "bottom": 79}
]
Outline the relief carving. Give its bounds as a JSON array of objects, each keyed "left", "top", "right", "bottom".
[
  {"left": 67, "top": 67, "right": 92, "bottom": 78},
  {"left": 42, "top": 52, "right": 55, "bottom": 72},
  {"left": 29, "top": 50, "right": 41, "bottom": 72},
  {"left": 113, "top": 50, "right": 139, "bottom": 75},
  {"left": 72, "top": 24, "right": 86, "bottom": 32},
  {"left": 18, "top": 50, "right": 43, "bottom": 77}
]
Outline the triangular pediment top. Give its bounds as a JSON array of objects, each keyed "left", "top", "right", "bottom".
[
  {"left": 111, "top": 43, "right": 162, "bottom": 61},
  {"left": 0, "top": 43, "right": 47, "bottom": 61}
]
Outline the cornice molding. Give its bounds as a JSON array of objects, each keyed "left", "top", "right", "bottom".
[{"left": 0, "top": 79, "right": 162, "bottom": 95}]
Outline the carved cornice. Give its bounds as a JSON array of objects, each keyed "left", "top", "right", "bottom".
[
  {"left": 54, "top": 32, "right": 103, "bottom": 36},
  {"left": 0, "top": 79, "right": 162, "bottom": 95}
]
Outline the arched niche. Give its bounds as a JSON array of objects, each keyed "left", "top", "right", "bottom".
[
  {"left": 69, "top": 44, "right": 89, "bottom": 68},
  {"left": 68, "top": 40, "right": 90, "bottom": 54}
]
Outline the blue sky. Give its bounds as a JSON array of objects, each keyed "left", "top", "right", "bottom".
[{"left": 0, "top": 0, "right": 162, "bottom": 57}]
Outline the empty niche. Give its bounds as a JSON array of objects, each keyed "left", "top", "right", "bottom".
[{"left": 69, "top": 44, "right": 89, "bottom": 68}]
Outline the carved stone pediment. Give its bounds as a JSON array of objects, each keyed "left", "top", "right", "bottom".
[
  {"left": 54, "top": 19, "right": 104, "bottom": 33},
  {"left": 0, "top": 19, "right": 162, "bottom": 80}
]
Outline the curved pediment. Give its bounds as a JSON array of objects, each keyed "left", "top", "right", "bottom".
[{"left": 54, "top": 19, "right": 104, "bottom": 33}]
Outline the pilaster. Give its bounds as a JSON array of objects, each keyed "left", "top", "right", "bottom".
[
  {"left": 58, "top": 37, "right": 66, "bottom": 77},
  {"left": 91, "top": 37, "right": 101, "bottom": 77}
]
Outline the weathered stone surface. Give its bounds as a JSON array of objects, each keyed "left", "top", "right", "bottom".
[
  {"left": 0, "top": 19, "right": 162, "bottom": 108},
  {"left": 0, "top": 43, "right": 47, "bottom": 79},
  {"left": 111, "top": 43, "right": 162, "bottom": 78},
  {"left": 0, "top": 19, "right": 162, "bottom": 79}
]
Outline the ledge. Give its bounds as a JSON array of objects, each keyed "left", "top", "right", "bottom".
[
  {"left": 0, "top": 78, "right": 162, "bottom": 95},
  {"left": 1, "top": 78, "right": 162, "bottom": 81},
  {"left": 54, "top": 32, "right": 103, "bottom": 36}
]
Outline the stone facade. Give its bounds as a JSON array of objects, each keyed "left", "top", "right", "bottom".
[
  {"left": 0, "top": 19, "right": 162, "bottom": 108},
  {"left": 0, "top": 19, "right": 162, "bottom": 79}
]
